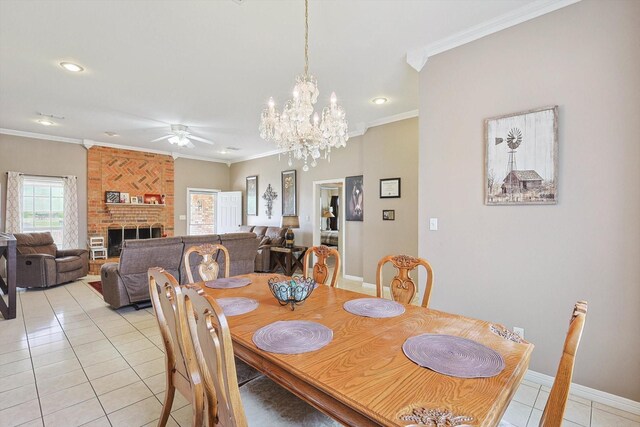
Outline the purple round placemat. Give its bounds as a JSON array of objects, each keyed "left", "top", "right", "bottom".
[
  {"left": 217, "top": 297, "right": 259, "bottom": 316},
  {"left": 204, "top": 277, "right": 251, "bottom": 289},
  {"left": 252, "top": 320, "right": 333, "bottom": 354},
  {"left": 343, "top": 298, "right": 405, "bottom": 318},
  {"left": 402, "top": 334, "right": 505, "bottom": 378}
]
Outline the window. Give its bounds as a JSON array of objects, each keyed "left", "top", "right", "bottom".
[
  {"left": 187, "top": 189, "right": 218, "bottom": 235},
  {"left": 22, "top": 177, "right": 64, "bottom": 245}
]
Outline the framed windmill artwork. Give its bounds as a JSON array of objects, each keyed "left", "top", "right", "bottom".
[{"left": 485, "top": 106, "right": 558, "bottom": 205}]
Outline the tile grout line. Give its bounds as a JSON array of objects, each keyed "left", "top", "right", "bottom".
[
  {"left": 61, "top": 280, "right": 165, "bottom": 424},
  {"left": 17, "top": 288, "right": 46, "bottom": 426},
  {"left": 40, "top": 283, "right": 110, "bottom": 427}
]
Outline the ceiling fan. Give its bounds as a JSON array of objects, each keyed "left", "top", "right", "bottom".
[{"left": 151, "top": 124, "right": 214, "bottom": 148}]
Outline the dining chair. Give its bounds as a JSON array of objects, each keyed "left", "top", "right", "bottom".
[
  {"left": 184, "top": 243, "right": 230, "bottom": 284},
  {"left": 183, "top": 243, "right": 261, "bottom": 386},
  {"left": 376, "top": 255, "right": 434, "bottom": 307},
  {"left": 148, "top": 267, "right": 204, "bottom": 427},
  {"left": 500, "top": 300, "right": 588, "bottom": 427},
  {"left": 180, "top": 283, "right": 341, "bottom": 426},
  {"left": 302, "top": 245, "right": 341, "bottom": 287}
]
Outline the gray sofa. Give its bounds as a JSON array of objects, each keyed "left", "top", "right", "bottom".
[
  {"left": 238, "top": 225, "right": 287, "bottom": 272},
  {"left": 14, "top": 232, "right": 89, "bottom": 288},
  {"left": 101, "top": 233, "right": 258, "bottom": 309}
]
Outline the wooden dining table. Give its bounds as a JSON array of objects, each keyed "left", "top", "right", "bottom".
[{"left": 201, "top": 273, "right": 534, "bottom": 427}]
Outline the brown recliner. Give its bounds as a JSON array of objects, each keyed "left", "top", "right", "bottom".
[
  {"left": 248, "top": 226, "right": 287, "bottom": 272},
  {"left": 14, "top": 232, "right": 89, "bottom": 288}
]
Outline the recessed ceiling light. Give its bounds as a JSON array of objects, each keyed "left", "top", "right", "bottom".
[
  {"left": 59, "top": 62, "right": 84, "bottom": 72},
  {"left": 372, "top": 97, "right": 388, "bottom": 105},
  {"left": 104, "top": 131, "right": 118, "bottom": 137},
  {"left": 218, "top": 150, "right": 228, "bottom": 155},
  {"left": 37, "top": 118, "right": 55, "bottom": 126}
]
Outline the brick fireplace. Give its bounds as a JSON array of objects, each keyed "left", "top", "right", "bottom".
[{"left": 87, "top": 146, "right": 174, "bottom": 267}]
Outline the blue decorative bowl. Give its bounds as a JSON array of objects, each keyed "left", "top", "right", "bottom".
[{"left": 268, "top": 276, "right": 316, "bottom": 310}]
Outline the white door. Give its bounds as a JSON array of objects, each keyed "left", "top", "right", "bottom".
[{"left": 216, "top": 191, "right": 242, "bottom": 234}]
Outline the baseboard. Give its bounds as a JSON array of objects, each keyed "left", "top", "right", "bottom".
[
  {"left": 362, "top": 282, "right": 376, "bottom": 289},
  {"left": 343, "top": 275, "right": 363, "bottom": 282},
  {"left": 525, "top": 370, "right": 640, "bottom": 415}
]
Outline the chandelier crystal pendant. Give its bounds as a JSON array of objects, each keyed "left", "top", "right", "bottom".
[{"left": 259, "top": 0, "right": 348, "bottom": 171}]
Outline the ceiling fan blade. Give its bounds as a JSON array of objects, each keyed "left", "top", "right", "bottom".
[
  {"left": 151, "top": 135, "right": 172, "bottom": 142},
  {"left": 189, "top": 135, "right": 214, "bottom": 145}
]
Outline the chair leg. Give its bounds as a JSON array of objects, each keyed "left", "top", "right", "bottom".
[{"left": 158, "top": 383, "right": 175, "bottom": 427}]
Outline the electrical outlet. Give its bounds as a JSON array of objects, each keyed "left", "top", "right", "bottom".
[
  {"left": 179, "top": 215, "right": 186, "bottom": 220},
  {"left": 513, "top": 327, "right": 525, "bottom": 339}
]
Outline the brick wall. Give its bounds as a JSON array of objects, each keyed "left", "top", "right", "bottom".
[{"left": 87, "top": 146, "right": 175, "bottom": 242}]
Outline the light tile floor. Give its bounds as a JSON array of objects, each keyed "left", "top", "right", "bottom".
[{"left": 0, "top": 275, "right": 638, "bottom": 427}]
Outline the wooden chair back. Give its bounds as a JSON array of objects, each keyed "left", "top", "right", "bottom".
[
  {"left": 302, "top": 245, "right": 341, "bottom": 287},
  {"left": 184, "top": 243, "right": 230, "bottom": 283},
  {"left": 181, "top": 283, "right": 248, "bottom": 427},
  {"left": 148, "top": 267, "right": 204, "bottom": 427},
  {"left": 540, "top": 300, "right": 588, "bottom": 427},
  {"left": 376, "top": 255, "right": 434, "bottom": 307}
]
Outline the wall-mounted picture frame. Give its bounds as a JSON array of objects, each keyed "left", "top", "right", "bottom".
[
  {"left": 345, "top": 175, "right": 363, "bottom": 221},
  {"left": 382, "top": 210, "right": 395, "bottom": 221},
  {"left": 105, "top": 191, "right": 120, "bottom": 204},
  {"left": 120, "top": 192, "right": 130, "bottom": 203},
  {"left": 130, "top": 196, "right": 139, "bottom": 204},
  {"left": 380, "top": 177, "right": 401, "bottom": 198},
  {"left": 485, "top": 105, "right": 558, "bottom": 205},
  {"left": 281, "top": 169, "right": 297, "bottom": 216},
  {"left": 246, "top": 175, "right": 258, "bottom": 216}
]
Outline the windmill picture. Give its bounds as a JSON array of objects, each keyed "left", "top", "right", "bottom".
[{"left": 485, "top": 106, "right": 558, "bottom": 205}]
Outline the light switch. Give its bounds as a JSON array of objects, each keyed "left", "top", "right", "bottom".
[
  {"left": 305, "top": 216, "right": 310, "bottom": 221},
  {"left": 429, "top": 218, "right": 438, "bottom": 231},
  {"left": 179, "top": 215, "right": 186, "bottom": 220}
]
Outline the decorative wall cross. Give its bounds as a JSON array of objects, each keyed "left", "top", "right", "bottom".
[{"left": 262, "top": 184, "right": 278, "bottom": 219}]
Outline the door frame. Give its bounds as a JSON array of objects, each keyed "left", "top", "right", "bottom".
[
  {"left": 186, "top": 187, "right": 220, "bottom": 235},
  {"left": 312, "top": 178, "right": 346, "bottom": 278}
]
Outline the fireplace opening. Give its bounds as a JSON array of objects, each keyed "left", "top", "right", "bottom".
[{"left": 108, "top": 225, "right": 163, "bottom": 257}]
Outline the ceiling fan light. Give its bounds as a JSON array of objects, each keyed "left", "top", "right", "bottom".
[{"left": 168, "top": 135, "right": 180, "bottom": 145}]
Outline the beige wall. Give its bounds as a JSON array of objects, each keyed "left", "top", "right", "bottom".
[
  {"left": 0, "top": 134, "right": 88, "bottom": 246},
  {"left": 418, "top": 0, "right": 640, "bottom": 400},
  {"left": 173, "top": 157, "right": 230, "bottom": 236},
  {"left": 229, "top": 118, "right": 418, "bottom": 281}
]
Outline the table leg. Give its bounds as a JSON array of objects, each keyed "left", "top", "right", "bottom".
[{"left": 285, "top": 252, "right": 292, "bottom": 276}]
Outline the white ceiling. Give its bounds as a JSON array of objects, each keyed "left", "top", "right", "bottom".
[{"left": 0, "top": 0, "right": 550, "bottom": 163}]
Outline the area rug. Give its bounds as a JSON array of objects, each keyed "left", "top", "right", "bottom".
[{"left": 88, "top": 280, "right": 103, "bottom": 295}]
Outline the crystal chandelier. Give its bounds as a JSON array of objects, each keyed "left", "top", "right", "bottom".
[{"left": 259, "top": 0, "right": 348, "bottom": 171}]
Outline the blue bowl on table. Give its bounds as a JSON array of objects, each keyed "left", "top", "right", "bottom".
[{"left": 267, "top": 276, "right": 316, "bottom": 310}]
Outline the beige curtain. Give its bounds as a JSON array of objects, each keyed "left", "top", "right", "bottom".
[
  {"left": 5, "top": 171, "right": 23, "bottom": 234},
  {"left": 62, "top": 176, "right": 79, "bottom": 249}
]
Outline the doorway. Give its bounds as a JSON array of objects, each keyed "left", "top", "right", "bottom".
[
  {"left": 187, "top": 188, "right": 218, "bottom": 235},
  {"left": 312, "top": 179, "right": 346, "bottom": 277}
]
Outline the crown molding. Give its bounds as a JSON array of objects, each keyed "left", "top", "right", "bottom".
[
  {"left": 230, "top": 110, "right": 419, "bottom": 164},
  {"left": 0, "top": 128, "right": 83, "bottom": 144},
  {"left": 406, "top": 0, "right": 581, "bottom": 71},
  {"left": 2, "top": 108, "right": 419, "bottom": 166},
  {"left": 0, "top": 128, "right": 228, "bottom": 164}
]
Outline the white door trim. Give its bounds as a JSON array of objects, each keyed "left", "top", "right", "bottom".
[{"left": 312, "top": 179, "right": 346, "bottom": 277}]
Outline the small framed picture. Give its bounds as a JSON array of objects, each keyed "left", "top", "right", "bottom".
[
  {"left": 120, "top": 192, "right": 130, "bottom": 203},
  {"left": 382, "top": 210, "right": 395, "bottom": 221},
  {"left": 130, "top": 196, "right": 139, "bottom": 204},
  {"left": 380, "top": 178, "right": 401, "bottom": 198},
  {"left": 105, "top": 191, "right": 120, "bottom": 203},
  {"left": 246, "top": 175, "right": 258, "bottom": 216}
]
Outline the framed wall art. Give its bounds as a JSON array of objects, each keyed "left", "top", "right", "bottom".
[
  {"left": 485, "top": 106, "right": 558, "bottom": 205},
  {"left": 119, "top": 192, "right": 130, "bottom": 203},
  {"left": 281, "top": 169, "right": 297, "bottom": 216},
  {"left": 380, "top": 177, "right": 401, "bottom": 198},
  {"left": 345, "top": 175, "right": 363, "bottom": 221},
  {"left": 246, "top": 175, "right": 258, "bottom": 216},
  {"left": 105, "top": 191, "right": 120, "bottom": 204},
  {"left": 382, "top": 210, "right": 395, "bottom": 221}
]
